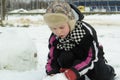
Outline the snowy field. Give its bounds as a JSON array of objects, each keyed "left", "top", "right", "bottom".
[{"left": 0, "top": 14, "right": 120, "bottom": 80}]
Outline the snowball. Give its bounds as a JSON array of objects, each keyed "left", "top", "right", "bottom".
[
  {"left": 0, "top": 28, "right": 38, "bottom": 71},
  {"left": 42, "top": 73, "right": 68, "bottom": 80}
]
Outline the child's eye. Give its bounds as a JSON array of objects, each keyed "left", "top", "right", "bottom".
[
  {"left": 59, "top": 26, "right": 64, "bottom": 29},
  {"left": 52, "top": 28, "right": 57, "bottom": 30}
]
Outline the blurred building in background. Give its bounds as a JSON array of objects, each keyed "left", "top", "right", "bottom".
[{"left": 73, "top": 0, "right": 120, "bottom": 12}]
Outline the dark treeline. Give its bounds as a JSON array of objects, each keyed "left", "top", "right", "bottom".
[{"left": 6, "top": 0, "right": 49, "bottom": 11}]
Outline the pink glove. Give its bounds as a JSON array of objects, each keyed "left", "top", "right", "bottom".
[{"left": 64, "top": 69, "right": 77, "bottom": 80}]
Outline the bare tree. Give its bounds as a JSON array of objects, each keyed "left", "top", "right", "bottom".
[{"left": 0, "top": 0, "right": 6, "bottom": 26}]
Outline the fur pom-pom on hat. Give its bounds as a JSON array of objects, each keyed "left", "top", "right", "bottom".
[{"left": 43, "top": 1, "right": 76, "bottom": 31}]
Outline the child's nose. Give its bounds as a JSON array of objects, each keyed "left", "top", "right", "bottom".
[{"left": 57, "top": 29, "right": 62, "bottom": 34}]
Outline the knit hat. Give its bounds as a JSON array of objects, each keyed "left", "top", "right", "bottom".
[{"left": 43, "top": 1, "right": 76, "bottom": 31}]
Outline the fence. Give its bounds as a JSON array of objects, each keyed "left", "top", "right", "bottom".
[{"left": 73, "top": 0, "right": 120, "bottom": 12}]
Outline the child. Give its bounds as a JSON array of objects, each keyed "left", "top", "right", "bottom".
[{"left": 43, "top": 1, "right": 116, "bottom": 80}]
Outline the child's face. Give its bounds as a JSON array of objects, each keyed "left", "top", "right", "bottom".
[{"left": 51, "top": 23, "right": 70, "bottom": 39}]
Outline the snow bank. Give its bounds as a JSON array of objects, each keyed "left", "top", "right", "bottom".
[
  {"left": 3, "top": 14, "right": 120, "bottom": 27},
  {"left": 28, "top": 9, "right": 46, "bottom": 13},
  {"left": 9, "top": 8, "right": 28, "bottom": 13},
  {"left": 3, "top": 15, "right": 45, "bottom": 27},
  {"left": 0, "top": 28, "right": 38, "bottom": 71},
  {"left": 84, "top": 14, "right": 120, "bottom": 26},
  {"left": 8, "top": 9, "right": 46, "bottom": 13}
]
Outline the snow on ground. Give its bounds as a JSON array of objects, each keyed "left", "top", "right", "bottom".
[{"left": 0, "top": 14, "right": 120, "bottom": 80}]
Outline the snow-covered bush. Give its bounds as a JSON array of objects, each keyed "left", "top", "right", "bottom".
[{"left": 0, "top": 28, "right": 38, "bottom": 71}]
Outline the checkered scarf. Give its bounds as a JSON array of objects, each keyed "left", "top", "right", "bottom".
[{"left": 57, "top": 21, "right": 86, "bottom": 51}]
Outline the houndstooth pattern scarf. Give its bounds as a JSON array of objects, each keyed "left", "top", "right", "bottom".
[{"left": 57, "top": 21, "right": 86, "bottom": 51}]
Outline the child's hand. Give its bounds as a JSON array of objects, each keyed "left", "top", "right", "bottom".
[
  {"left": 59, "top": 68, "right": 68, "bottom": 72},
  {"left": 64, "top": 69, "right": 77, "bottom": 80}
]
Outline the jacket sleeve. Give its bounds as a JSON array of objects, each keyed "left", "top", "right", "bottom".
[
  {"left": 46, "top": 34, "right": 60, "bottom": 75},
  {"left": 71, "top": 22, "right": 99, "bottom": 76},
  {"left": 72, "top": 47, "right": 95, "bottom": 76}
]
